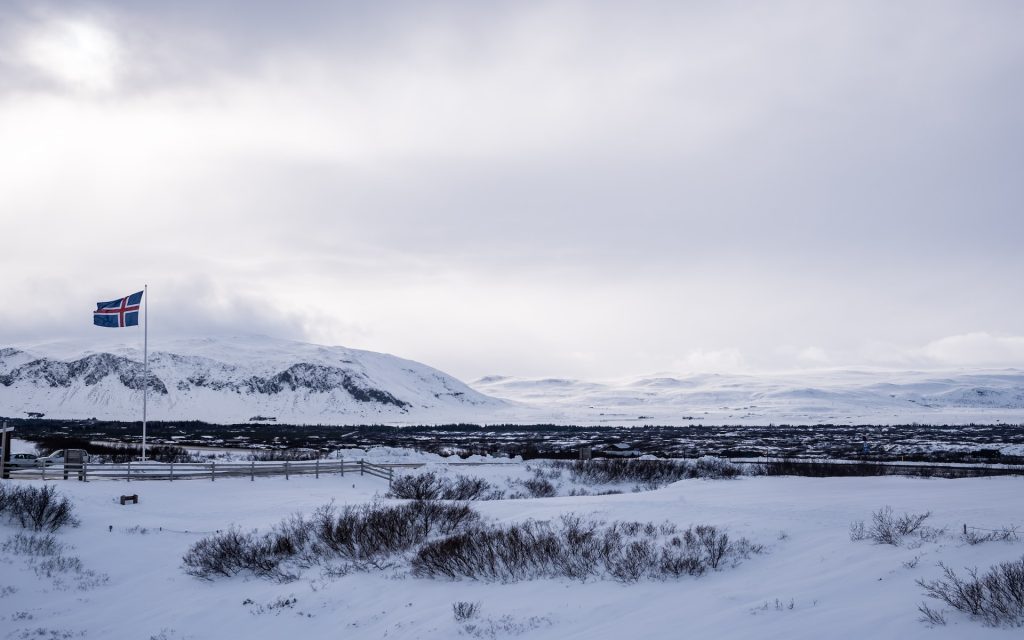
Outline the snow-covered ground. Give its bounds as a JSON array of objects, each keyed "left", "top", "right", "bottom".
[
  {"left": 475, "top": 369, "right": 1024, "bottom": 426},
  {"left": 3, "top": 460, "right": 1024, "bottom": 639}
]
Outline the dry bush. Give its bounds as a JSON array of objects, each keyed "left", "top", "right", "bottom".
[
  {"left": 2, "top": 532, "right": 64, "bottom": 557},
  {"left": 553, "top": 457, "right": 742, "bottom": 486},
  {"left": 3, "top": 485, "right": 79, "bottom": 532},
  {"left": 386, "top": 472, "right": 502, "bottom": 501},
  {"left": 452, "top": 601, "right": 481, "bottom": 622},
  {"left": 917, "top": 558, "right": 1024, "bottom": 627},
  {"left": 962, "top": 527, "right": 1020, "bottom": 545},
  {"left": 850, "top": 507, "right": 940, "bottom": 546},
  {"left": 412, "top": 516, "right": 761, "bottom": 583},
  {"left": 183, "top": 500, "right": 481, "bottom": 580}
]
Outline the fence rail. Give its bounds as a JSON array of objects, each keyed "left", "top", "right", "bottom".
[{"left": 2, "top": 458, "right": 394, "bottom": 486}]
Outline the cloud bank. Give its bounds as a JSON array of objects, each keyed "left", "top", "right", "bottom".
[{"left": 1, "top": 1, "right": 1021, "bottom": 378}]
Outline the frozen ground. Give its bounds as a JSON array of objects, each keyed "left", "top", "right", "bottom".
[{"left": 2, "top": 457, "right": 1024, "bottom": 639}]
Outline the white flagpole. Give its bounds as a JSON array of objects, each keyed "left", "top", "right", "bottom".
[{"left": 142, "top": 284, "right": 148, "bottom": 461}]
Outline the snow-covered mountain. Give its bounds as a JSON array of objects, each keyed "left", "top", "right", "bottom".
[
  {"left": 0, "top": 336, "right": 504, "bottom": 424},
  {"left": 472, "top": 369, "right": 1024, "bottom": 425},
  {"left": 3, "top": 335, "right": 1023, "bottom": 425}
]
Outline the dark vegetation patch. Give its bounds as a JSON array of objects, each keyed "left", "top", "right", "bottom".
[
  {"left": 918, "top": 557, "right": 1024, "bottom": 627},
  {"left": 182, "top": 500, "right": 480, "bottom": 581},
  {"left": 7, "top": 418, "right": 1024, "bottom": 467},
  {"left": 386, "top": 472, "right": 504, "bottom": 501},
  {"left": 412, "top": 516, "right": 763, "bottom": 583},
  {"left": 552, "top": 457, "right": 743, "bottom": 485},
  {"left": 849, "top": 507, "right": 943, "bottom": 546},
  {"left": 0, "top": 484, "right": 79, "bottom": 532},
  {"left": 183, "top": 501, "right": 762, "bottom": 584}
]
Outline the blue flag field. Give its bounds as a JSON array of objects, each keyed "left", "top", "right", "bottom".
[{"left": 94, "top": 290, "right": 144, "bottom": 328}]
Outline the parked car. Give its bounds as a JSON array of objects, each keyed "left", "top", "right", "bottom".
[
  {"left": 38, "top": 449, "right": 90, "bottom": 466},
  {"left": 6, "top": 452, "right": 40, "bottom": 468}
]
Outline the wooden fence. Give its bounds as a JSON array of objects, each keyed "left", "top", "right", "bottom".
[{"left": 4, "top": 458, "right": 394, "bottom": 486}]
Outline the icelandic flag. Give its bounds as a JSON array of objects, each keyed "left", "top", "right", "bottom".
[{"left": 93, "top": 291, "right": 143, "bottom": 328}]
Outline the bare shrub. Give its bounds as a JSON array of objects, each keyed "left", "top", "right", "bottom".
[
  {"left": 453, "top": 601, "right": 481, "bottom": 622},
  {"left": 521, "top": 477, "right": 557, "bottom": 498},
  {"left": 2, "top": 533, "right": 64, "bottom": 557},
  {"left": 760, "top": 458, "right": 890, "bottom": 477},
  {"left": 851, "top": 507, "right": 939, "bottom": 546},
  {"left": 918, "top": 602, "right": 947, "bottom": 626},
  {"left": 963, "top": 527, "right": 1020, "bottom": 545},
  {"left": 386, "top": 472, "right": 442, "bottom": 500},
  {"left": 183, "top": 500, "right": 481, "bottom": 580},
  {"left": 5, "top": 485, "right": 79, "bottom": 532},
  {"left": 849, "top": 521, "right": 867, "bottom": 541},
  {"left": 412, "top": 517, "right": 761, "bottom": 583},
  {"left": 917, "top": 558, "right": 1024, "bottom": 627},
  {"left": 553, "top": 457, "right": 742, "bottom": 487},
  {"left": 386, "top": 472, "right": 500, "bottom": 501}
]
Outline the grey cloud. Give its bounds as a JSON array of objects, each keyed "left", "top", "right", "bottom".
[{"left": 1, "top": 1, "right": 1021, "bottom": 378}]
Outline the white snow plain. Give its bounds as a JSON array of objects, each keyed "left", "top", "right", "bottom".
[{"left": 2, "top": 458, "right": 1023, "bottom": 639}]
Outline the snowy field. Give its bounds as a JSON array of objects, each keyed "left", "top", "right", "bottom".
[{"left": 2, "top": 457, "right": 1024, "bottom": 639}]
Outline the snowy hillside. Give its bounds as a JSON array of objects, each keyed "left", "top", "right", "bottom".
[
  {"left": 0, "top": 336, "right": 503, "bottom": 423},
  {"left": 3, "top": 335, "right": 1024, "bottom": 425},
  {"left": 473, "top": 369, "right": 1024, "bottom": 425}
]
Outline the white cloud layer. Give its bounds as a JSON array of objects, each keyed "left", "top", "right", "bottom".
[{"left": 1, "top": 1, "right": 1021, "bottom": 378}]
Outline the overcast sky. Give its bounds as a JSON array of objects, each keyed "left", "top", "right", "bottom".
[{"left": 1, "top": 0, "right": 1022, "bottom": 380}]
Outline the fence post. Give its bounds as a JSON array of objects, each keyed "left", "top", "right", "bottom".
[
  {"left": 80, "top": 461, "right": 87, "bottom": 482},
  {"left": 285, "top": 461, "right": 290, "bottom": 480},
  {"left": 211, "top": 461, "right": 215, "bottom": 482},
  {"left": 251, "top": 460, "right": 255, "bottom": 482},
  {"left": 360, "top": 459, "right": 364, "bottom": 476},
  {"left": 169, "top": 462, "right": 173, "bottom": 482},
  {"left": 388, "top": 467, "right": 393, "bottom": 488},
  {"left": 126, "top": 460, "right": 129, "bottom": 483},
  {"left": 315, "top": 458, "right": 319, "bottom": 479},
  {"left": 340, "top": 455, "right": 344, "bottom": 477}
]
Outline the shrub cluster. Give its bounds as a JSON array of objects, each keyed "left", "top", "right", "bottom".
[
  {"left": 758, "top": 459, "right": 891, "bottom": 477},
  {"left": 849, "top": 506, "right": 941, "bottom": 546},
  {"left": 0, "top": 484, "right": 79, "bottom": 532},
  {"left": 412, "top": 515, "right": 762, "bottom": 583},
  {"left": 962, "top": 526, "right": 1020, "bottom": 545},
  {"left": 918, "top": 558, "right": 1024, "bottom": 627},
  {"left": 553, "top": 457, "right": 743, "bottom": 486},
  {"left": 386, "top": 472, "right": 503, "bottom": 501},
  {"left": 182, "top": 500, "right": 480, "bottom": 580},
  {"left": 452, "top": 601, "right": 481, "bottom": 622}
]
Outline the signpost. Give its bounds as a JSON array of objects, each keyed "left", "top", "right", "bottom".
[{"left": 0, "top": 421, "right": 12, "bottom": 480}]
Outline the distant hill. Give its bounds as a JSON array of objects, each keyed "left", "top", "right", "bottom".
[{"left": 0, "top": 336, "right": 503, "bottom": 424}]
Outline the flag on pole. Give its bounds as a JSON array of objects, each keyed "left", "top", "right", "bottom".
[{"left": 93, "top": 291, "right": 143, "bottom": 327}]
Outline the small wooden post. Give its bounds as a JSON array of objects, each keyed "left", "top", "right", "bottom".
[
  {"left": 285, "top": 461, "right": 290, "bottom": 480},
  {"left": 0, "top": 421, "right": 10, "bottom": 480},
  {"left": 250, "top": 460, "right": 255, "bottom": 482},
  {"left": 315, "top": 458, "right": 320, "bottom": 479},
  {"left": 360, "top": 459, "right": 364, "bottom": 476},
  {"left": 964, "top": 523, "right": 968, "bottom": 535},
  {"left": 340, "top": 456, "right": 344, "bottom": 477},
  {"left": 169, "top": 462, "right": 174, "bottom": 482},
  {"left": 126, "top": 460, "right": 130, "bottom": 483},
  {"left": 79, "top": 461, "right": 87, "bottom": 482},
  {"left": 388, "top": 467, "right": 393, "bottom": 488},
  {"left": 211, "top": 461, "right": 215, "bottom": 482}
]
